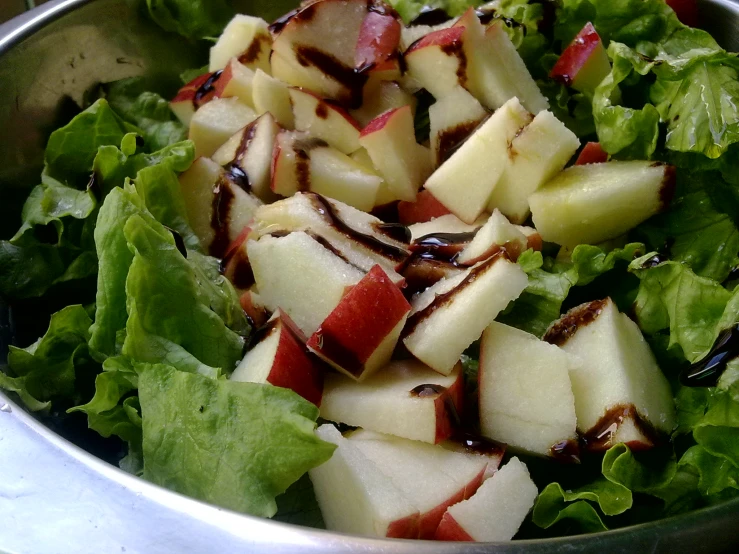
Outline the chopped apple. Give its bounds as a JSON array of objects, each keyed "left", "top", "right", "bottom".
[
  {"left": 517, "top": 225, "right": 543, "bottom": 252},
  {"left": 240, "top": 289, "right": 271, "bottom": 328},
  {"left": 347, "top": 430, "right": 489, "bottom": 539},
  {"left": 211, "top": 58, "right": 256, "bottom": 107},
  {"left": 308, "top": 146, "right": 382, "bottom": 212},
  {"left": 429, "top": 86, "right": 489, "bottom": 167},
  {"left": 407, "top": 213, "right": 485, "bottom": 243},
  {"left": 479, "top": 322, "right": 579, "bottom": 457},
  {"left": 398, "top": 190, "right": 452, "bottom": 225},
  {"left": 354, "top": 8, "right": 402, "bottom": 70},
  {"left": 252, "top": 69, "right": 294, "bottom": 129},
  {"left": 351, "top": 80, "right": 417, "bottom": 127},
  {"left": 575, "top": 141, "right": 608, "bottom": 165},
  {"left": 359, "top": 106, "right": 432, "bottom": 202},
  {"left": 320, "top": 359, "right": 463, "bottom": 443},
  {"left": 222, "top": 227, "right": 255, "bottom": 293},
  {"left": 310, "top": 424, "right": 420, "bottom": 539},
  {"left": 209, "top": 14, "right": 272, "bottom": 73},
  {"left": 289, "top": 88, "right": 362, "bottom": 154},
  {"left": 170, "top": 71, "right": 220, "bottom": 126},
  {"left": 397, "top": 252, "right": 465, "bottom": 295},
  {"left": 178, "top": 157, "right": 262, "bottom": 257},
  {"left": 211, "top": 113, "right": 279, "bottom": 202},
  {"left": 189, "top": 97, "right": 258, "bottom": 158},
  {"left": 424, "top": 96, "right": 533, "bottom": 224},
  {"left": 231, "top": 310, "right": 324, "bottom": 406},
  {"left": 529, "top": 161, "right": 676, "bottom": 248},
  {"left": 544, "top": 298, "right": 676, "bottom": 451},
  {"left": 400, "top": 18, "right": 457, "bottom": 51},
  {"left": 270, "top": 129, "right": 315, "bottom": 197},
  {"left": 404, "top": 252, "right": 528, "bottom": 375},
  {"left": 550, "top": 22, "right": 610, "bottom": 94},
  {"left": 307, "top": 266, "right": 409, "bottom": 379},
  {"left": 487, "top": 110, "right": 580, "bottom": 224},
  {"left": 435, "top": 457, "right": 538, "bottom": 542},
  {"left": 252, "top": 193, "right": 409, "bottom": 284},
  {"left": 456, "top": 210, "right": 528, "bottom": 265},
  {"left": 404, "top": 26, "right": 467, "bottom": 100},
  {"left": 247, "top": 230, "right": 365, "bottom": 336},
  {"left": 457, "top": 9, "right": 548, "bottom": 113}
]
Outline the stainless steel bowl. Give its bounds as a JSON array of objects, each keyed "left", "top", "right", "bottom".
[{"left": 2, "top": 1, "right": 739, "bottom": 552}]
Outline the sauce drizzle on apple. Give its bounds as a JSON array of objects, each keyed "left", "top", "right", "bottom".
[
  {"left": 580, "top": 403, "right": 661, "bottom": 452},
  {"left": 193, "top": 70, "right": 223, "bottom": 108},
  {"left": 209, "top": 177, "right": 236, "bottom": 259},
  {"left": 544, "top": 299, "right": 608, "bottom": 347}
]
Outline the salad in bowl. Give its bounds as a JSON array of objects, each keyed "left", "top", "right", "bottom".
[{"left": 1, "top": 0, "right": 739, "bottom": 543}]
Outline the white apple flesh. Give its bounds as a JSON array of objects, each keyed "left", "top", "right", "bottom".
[
  {"left": 289, "top": 87, "right": 362, "bottom": 154},
  {"left": 456, "top": 210, "right": 528, "bottom": 265},
  {"left": 209, "top": 14, "right": 272, "bottom": 73},
  {"left": 429, "top": 86, "right": 489, "bottom": 167},
  {"left": 252, "top": 69, "right": 295, "bottom": 129},
  {"left": 189, "top": 97, "right": 258, "bottom": 158}
]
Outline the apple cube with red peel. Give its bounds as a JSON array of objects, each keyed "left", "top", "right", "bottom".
[
  {"left": 398, "top": 190, "right": 452, "bottom": 225},
  {"left": 550, "top": 22, "right": 611, "bottom": 94},
  {"left": 270, "top": 130, "right": 314, "bottom": 197},
  {"left": 248, "top": 230, "right": 365, "bottom": 336},
  {"left": 347, "top": 430, "right": 490, "bottom": 539},
  {"left": 252, "top": 193, "right": 409, "bottom": 284},
  {"left": 231, "top": 310, "right": 324, "bottom": 406},
  {"left": 424, "top": 96, "right": 533, "bottom": 224},
  {"left": 211, "top": 58, "right": 256, "bottom": 107},
  {"left": 479, "top": 322, "right": 579, "bottom": 457},
  {"left": 320, "top": 359, "right": 463, "bottom": 443},
  {"left": 170, "top": 72, "right": 220, "bottom": 126},
  {"left": 404, "top": 26, "right": 467, "bottom": 100},
  {"left": 239, "top": 289, "right": 271, "bottom": 328},
  {"left": 212, "top": 113, "right": 280, "bottom": 202},
  {"left": 400, "top": 17, "right": 457, "bottom": 51},
  {"left": 354, "top": 8, "right": 402, "bottom": 70},
  {"left": 310, "top": 425, "right": 420, "bottom": 539},
  {"left": 429, "top": 86, "right": 489, "bottom": 167},
  {"left": 456, "top": 210, "right": 528, "bottom": 265},
  {"left": 289, "top": 88, "right": 362, "bottom": 154},
  {"left": 407, "top": 213, "right": 485, "bottom": 243},
  {"left": 308, "top": 146, "right": 382, "bottom": 212},
  {"left": 404, "top": 252, "right": 528, "bottom": 375},
  {"left": 209, "top": 15, "right": 272, "bottom": 73},
  {"left": 178, "top": 157, "right": 262, "bottom": 257},
  {"left": 517, "top": 225, "right": 543, "bottom": 252},
  {"left": 222, "top": 230, "right": 255, "bottom": 293},
  {"left": 544, "top": 298, "right": 676, "bottom": 451},
  {"left": 575, "top": 142, "right": 609, "bottom": 165},
  {"left": 435, "top": 457, "right": 538, "bottom": 542},
  {"left": 529, "top": 161, "right": 676, "bottom": 248},
  {"left": 487, "top": 110, "right": 580, "bottom": 224},
  {"left": 350, "top": 80, "right": 417, "bottom": 127},
  {"left": 189, "top": 97, "right": 258, "bottom": 158},
  {"left": 307, "top": 265, "right": 410, "bottom": 379},
  {"left": 252, "top": 69, "right": 294, "bottom": 129},
  {"left": 359, "top": 106, "right": 431, "bottom": 202}
]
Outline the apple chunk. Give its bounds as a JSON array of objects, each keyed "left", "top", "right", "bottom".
[
  {"left": 550, "top": 22, "right": 610, "bottom": 94},
  {"left": 407, "top": 213, "right": 484, "bottom": 242},
  {"left": 178, "top": 157, "right": 262, "bottom": 257},
  {"left": 576, "top": 141, "right": 608, "bottom": 165},
  {"left": 310, "top": 425, "right": 420, "bottom": 538},
  {"left": 479, "top": 322, "right": 579, "bottom": 457},
  {"left": 231, "top": 310, "right": 324, "bottom": 406},
  {"left": 404, "top": 26, "right": 467, "bottom": 99},
  {"left": 211, "top": 58, "right": 256, "bottom": 107},
  {"left": 429, "top": 86, "right": 489, "bottom": 167},
  {"left": 487, "top": 110, "right": 580, "bottom": 224},
  {"left": 456, "top": 210, "right": 528, "bottom": 265},
  {"left": 544, "top": 298, "right": 676, "bottom": 451},
  {"left": 289, "top": 88, "right": 362, "bottom": 154},
  {"left": 247, "top": 230, "right": 365, "bottom": 336},
  {"left": 170, "top": 72, "right": 220, "bottom": 126},
  {"left": 252, "top": 69, "right": 294, "bottom": 129},
  {"left": 359, "top": 106, "right": 432, "bottom": 202},
  {"left": 320, "top": 359, "right": 464, "bottom": 443},
  {"left": 307, "top": 265, "right": 410, "bottom": 380},
  {"left": 209, "top": 14, "right": 272, "bottom": 73},
  {"left": 398, "top": 190, "right": 452, "bottom": 225},
  {"left": 529, "top": 161, "right": 676, "bottom": 248},
  {"left": 189, "top": 97, "right": 258, "bottom": 157},
  {"left": 403, "top": 252, "right": 528, "bottom": 375},
  {"left": 350, "top": 80, "right": 417, "bottom": 127},
  {"left": 308, "top": 146, "right": 383, "bottom": 212},
  {"left": 435, "top": 457, "right": 538, "bottom": 542},
  {"left": 424, "top": 96, "right": 533, "bottom": 224}
]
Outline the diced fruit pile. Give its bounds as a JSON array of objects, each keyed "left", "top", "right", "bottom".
[{"left": 170, "top": 0, "right": 678, "bottom": 541}]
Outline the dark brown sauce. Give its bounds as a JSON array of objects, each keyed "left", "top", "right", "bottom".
[
  {"left": 439, "top": 41, "right": 467, "bottom": 89},
  {"left": 436, "top": 119, "right": 484, "bottom": 165},
  {"left": 310, "top": 194, "right": 409, "bottom": 262},
  {"left": 238, "top": 35, "right": 269, "bottom": 65},
  {"left": 544, "top": 299, "right": 608, "bottom": 347},
  {"left": 307, "top": 232, "right": 366, "bottom": 273},
  {"left": 315, "top": 102, "right": 329, "bottom": 119},
  {"left": 370, "top": 200, "right": 400, "bottom": 223},
  {"left": 163, "top": 226, "right": 188, "bottom": 258},
  {"left": 581, "top": 404, "right": 661, "bottom": 451},
  {"left": 224, "top": 117, "right": 259, "bottom": 192},
  {"left": 550, "top": 439, "right": 581, "bottom": 463},
  {"left": 268, "top": 2, "right": 317, "bottom": 35},
  {"left": 225, "top": 247, "right": 255, "bottom": 290},
  {"left": 409, "top": 6, "right": 452, "bottom": 26},
  {"left": 193, "top": 70, "right": 223, "bottom": 108},
  {"left": 681, "top": 324, "right": 739, "bottom": 387},
  {"left": 452, "top": 432, "right": 506, "bottom": 458},
  {"left": 295, "top": 148, "right": 311, "bottom": 191},
  {"left": 397, "top": 252, "right": 461, "bottom": 296},
  {"left": 410, "top": 383, "right": 447, "bottom": 397},
  {"left": 658, "top": 164, "right": 677, "bottom": 211},
  {"left": 367, "top": 0, "right": 398, "bottom": 17},
  {"left": 209, "top": 177, "right": 235, "bottom": 259},
  {"left": 295, "top": 46, "right": 369, "bottom": 108},
  {"left": 411, "top": 231, "right": 478, "bottom": 263},
  {"left": 375, "top": 222, "right": 411, "bottom": 244},
  {"left": 639, "top": 253, "right": 668, "bottom": 268},
  {"left": 404, "top": 252, "right": 507, "bottom": 336},
  {"left": 247, "top": 317, "right": 280, "bottom": 350},
  {"left": 475, "top": 7, "right": 497, "bottom": 25}
]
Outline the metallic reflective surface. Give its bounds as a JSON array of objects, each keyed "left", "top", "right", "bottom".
[{"left": 1, "top": 1, "right": 739, "bottom": 552}]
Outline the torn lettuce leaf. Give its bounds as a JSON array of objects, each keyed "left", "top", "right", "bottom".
[
  {"left": 139, "top": 364, "right": 335, "bottom": 517},
  {"left": 144, "top": 0, "right": 234, "bottom": 40}
]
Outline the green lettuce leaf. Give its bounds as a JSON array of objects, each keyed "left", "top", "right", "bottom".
[
  {"left": 274, "top": 474, "right": 326, "bottom": 528},
  {"left": 145, "top": 0, "right": 234, "bottom": 40},
  {"left": 139, "top": 364, "right": 335, "bottom": 517}
]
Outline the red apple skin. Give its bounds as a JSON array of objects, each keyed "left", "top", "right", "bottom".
[
  {"left": 550, "top": 22, "right": 603, "bottom": 87},
  {"left": 434, "top": 370, "right": 465, "bottom": 443},
  {"left": 405, "top": 25, "right": 465, "bottom": 54},
  {"left": 264, "top": 311, "right": 325, "bottom": 406},
  {"left": 307, "top": 265, "right": 410, "bottom": 377},
  {"left": 171, "top": 71, "right": 220, "bottom": 108},
  {"left": 525, "top": 232, "right": 543, "bottom": 252},
  {"left": 360, "top": 105, "right": 405, "bottom": 136},
  {"left": 575, "top": 142, "right": 608, "bottom": 165},
  {"left": 434, "top": 512, "right": 475, "bottom": 541},
  {"left": 355, "top": 10, "right": 402, "bottom": 70},
  {"left": 386, "top": 513, "right": 421, "bottom": 539},
  {"left": 667, "top": 0, "right": 699, "bottom": 27},
  {"left": 294, "top": 87, "right": 362, "bottom": 130},
  {"left": 398, "top": 191, "right": 452, "bottom": 224},
  {"left": 224, "top": 225, "right": 252, "bottom": 260},
  {"left": 420, "top": 486, "right": 466, "bottom": 539}
]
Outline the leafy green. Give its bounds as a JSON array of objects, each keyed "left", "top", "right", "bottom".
[
  {"left": 139, "top": 364, "right": 335, "bottom": 517},
  {"left": 387, "top": 0, "right": 477, "bottom": 23},
  {"left": 274, "top": 474, "right": 326, "bottom": 528},
  {"left": 144, "top": 0, "right": 234, "bottom": 40}
]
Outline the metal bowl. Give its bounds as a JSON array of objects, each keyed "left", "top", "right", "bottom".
[{"left": 2, "top": 1, "right": 739, "bottom": 552}]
